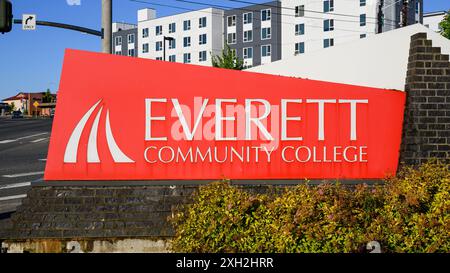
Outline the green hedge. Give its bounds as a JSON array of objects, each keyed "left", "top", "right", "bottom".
[{"left": 170, "top": 160, "right": 450, "bottom": 253}]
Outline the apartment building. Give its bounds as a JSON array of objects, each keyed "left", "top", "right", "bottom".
[
  {"left": 112, "top": 22, "right": 138, "bottom": 57},
  {"left": 119, "top": 0, "right": 423, "bottom": 67},
  {"left": 224, "top": 1, "right": 282, "bottom": 68},
  {"left": 423, "top": 11, "right": 448, "bottom": 33},
  {"left": 137, "top": 8, "right": 224, "bottom": 66},
  {"left": 281, "top": 0, "right": 423, "bottom": 59}
]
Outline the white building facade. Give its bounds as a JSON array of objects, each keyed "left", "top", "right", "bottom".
[
  {"left": 281, "top": 0, "right": 423, "bottom": 59},
  {"left": 423, "top": 11, "right": 448, "bottom": 33},
  {"left": 137, "top": 8, "right": 224, "bottom": 66}
]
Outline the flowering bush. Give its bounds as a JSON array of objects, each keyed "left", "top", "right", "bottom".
[{"left": 170, "top": 160, "right": 449, "bottom": 253}]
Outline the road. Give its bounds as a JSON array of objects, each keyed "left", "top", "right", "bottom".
[{"left": 0, "top": 118, "right": 53, "bottom": 214}]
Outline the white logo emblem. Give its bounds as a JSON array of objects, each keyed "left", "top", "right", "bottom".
[{"left": 64, "top": 100, "right": 134, "bottom": 163}]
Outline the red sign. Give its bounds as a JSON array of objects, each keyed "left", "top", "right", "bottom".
[{"left": 45, "top": 49, "right": 406, "bottom": 181}]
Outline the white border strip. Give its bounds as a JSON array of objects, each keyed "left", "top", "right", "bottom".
[
  {"left": 2, "top": 171, "right": 44, "bottom": 178},
  {"left": 0, "top": 194, "right": 27, "bottom": 202},
  {"left": 0, "top": 182, "right": 31, "bottom": 190}
]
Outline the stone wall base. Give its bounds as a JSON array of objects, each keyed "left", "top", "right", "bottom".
[{"left": 2, "top": 238, "right": 171, "bottom": 253}]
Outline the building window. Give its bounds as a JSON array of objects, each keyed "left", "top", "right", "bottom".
[
  {"left": 324, "top": 38, "right": 334, "bottom": 48},
  {"left": 261, "top": 9, "right": 271, "bottom": 21},
  {"left": 156, "top": 25, "right": 162, "bottom": 36},
  {"left": 227, "top": 15, "right": 236, "bottom": 27},
  {"left": 262, "top": 45, "right": 271, "bottom": 57},
  {"left": 156, "top": 57, "right": 163, "bottom": 61},
  {"left": 128, "top": 49, "right": 135, "bottom": 56},
  {"left": 295, "top": 23, "right": 305, "bottom": 35},
  {"left": 183, "top": 20, "right": 191, "bottom": 31},
  {"left": 360, "top": 14, "right": 366, "bottom": 26},
  {"left": 128, "top": 34, "right": 135, "bottom": 44},
  {"left": 360, "top": 0, "right": 366, "bottom": 7},
  {"left": 143, "top": 43, "right": 149, "bottom": 53},
  {"left": 115, "top": 36, "right": 122, "bottom": 46},
  {"left": 156, "top": 41, "right": 162, "bottom": 51},
  {"left": 169, "top": 23, "right": 176, "bottom": 34},
  {"left": 199, "top": 34, "right": 207, "bottom": 45},
  {"left": 323, "top": 0, "right": 334, "bottom": 13},
  {"left": 295, "top": 42, "right": 305, "bottom": 55},
  {"left": 169, "top": 39, "right": 176, "bottom": 49},
  {"left": 261, "top": 27, "right": 271, "bottom": 40},
  {"left": 295, "top": 5, "right": 305, "bottom": 17},
  {"left": 183, "top": 53, "right": 191, "bottom": 64},
  {"left": 243, "top": 12, "right": 253, "bottom": 24},
  {"left": 243, "top": 47, "right": 253, "bottom": 59},
  {"left": 199, "top": 51, "right": 207, "bottom": 62},
  {"left": 360, "top": 34, "right": 366, "bottom": 39},
  {"left": 324, "top": 19, "right": 334, "bottom": 31},
  {"left": 169, "top": 55, "right": 176, "bottom": 62},
  {"left": 183, "top": 37, "right": 191, "bottom": 47},
  {"left": 227, "top": 32, "right": 236, "bottom": 44},
  {"left": 143, "top": 28, "right": 149, "bottom": 38},
  {"left": 199, "top": 17, "right": 207, "bottom": 28},
  {"left": 243, "top": 30, "right": 253, "bottom": 42}
]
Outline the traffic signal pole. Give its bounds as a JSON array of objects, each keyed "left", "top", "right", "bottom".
[
  {"left": 3, "top": 0, "right": 113, "bottom": 54},
  {"left": 401, "top": 0, "right": 409, "bottom": 27},
  {"left": 12, "top": 19, "right": 102, "bottom": 37},
  {"left": 377, "top": 0, "right": 384, "bottom": 33}
]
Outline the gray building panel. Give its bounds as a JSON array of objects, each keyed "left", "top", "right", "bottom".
[
  {"left": 112, "top": 28, "right": 138, "bottom": 57},
  {"left": 383, "top": 0, "right": 423, "bottom": 32},
  {"left": 224, "top": 1, "right": 282, "bottom": 67}
]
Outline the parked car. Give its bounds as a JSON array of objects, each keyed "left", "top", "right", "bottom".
[{"left": 11, "top": 111, "right": 23, "bottom": 119}]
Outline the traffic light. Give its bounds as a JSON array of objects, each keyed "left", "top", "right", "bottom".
[{"left": 0, "top": 0, "right": 13, "bottom": 34}]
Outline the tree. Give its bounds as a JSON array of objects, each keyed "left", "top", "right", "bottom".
[
  {"left": 9, "top": 102, "right": 15, "bottom": 112},
  {"left": 439, "top": 11, "right": 450, "bottom": 39},
  {"left": 42, "top": 89, "right": 53, "bottom": 103},
  {"left": 211, "top": 44, "right": 244, "bottom": 70}
]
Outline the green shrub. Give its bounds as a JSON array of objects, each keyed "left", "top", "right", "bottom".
[
  {"left": 376, "top": 160, "right": 450, "bottom": 252},
  {"left": 170, "top": 160, "right": 449, "bottom": 253}
]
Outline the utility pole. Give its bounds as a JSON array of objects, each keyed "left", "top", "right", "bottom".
[
  {"left": 377, "top": 0, "right": 384, "bottom": 33},
  {"left": 401, "top": 0, "right": 409, "bottom": 27},
  {"left": 101, "top": 0, "right": 112, "bottom": 54}
]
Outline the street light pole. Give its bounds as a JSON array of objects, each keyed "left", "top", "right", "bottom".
[
  {"left": 102, "top": 0, "right": 112, "bottom": 54},
  {"left": 163, "top": 36, "right": 174, "bottom": 61}
]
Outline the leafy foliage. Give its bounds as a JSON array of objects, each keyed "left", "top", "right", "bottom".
[
  {"left": 170, "top": 160, "right": 450, "bottom": 253},
  {"left": 9, "top": 101, "right": 15, "bottom": 112},
  {"left": 439, "top": 11, "right": 450, "bottom": 39},
  {"left": 42, "top": 89, "right": 54, "bottom": 103},
  {"left": 211, "top": 44, "right": 244, "bottom": 70}
]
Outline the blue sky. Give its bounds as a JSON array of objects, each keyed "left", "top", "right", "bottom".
[{"left": 0, "top": 0, "right": 448, "bottom": 99}]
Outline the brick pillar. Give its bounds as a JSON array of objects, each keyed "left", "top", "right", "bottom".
[{"left": 400, "top": 33, "right": 450, "bottom": 165}]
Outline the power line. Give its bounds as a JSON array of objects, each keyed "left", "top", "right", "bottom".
[
  {"left": 177, "top": 0, "right": 398, "bottom": 27},
  {"left": 227, "top": 0, "right": 398, "bottom": 23},
  {"left": 130, "top": 0, "right": 222, "bottom": 15},
  {"left": 131, "top": 0, "right": 375, "bottom": 34}
]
